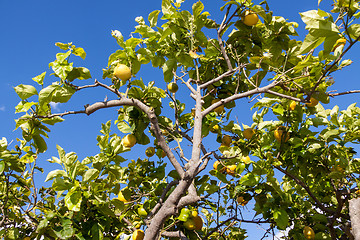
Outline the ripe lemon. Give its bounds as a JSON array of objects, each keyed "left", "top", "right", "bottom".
[
  {"left": 193, "top": 215, "right": 203, "bottom": 230},
  {"left": 242, "top": 11, "right": 259, "bottom": 26},
  {"left": 306, "top": 97, "right": 319, "bottom": 107},
  {"left": 241, "top": 156, "right": 251, "bottom": 164},
  {"left": 222, "top": 135, "right": 232, "bottom": 147},
  {"left": 132, "top": 229, "right": 145, "bottom": 240},
  {"left": 122, "top": 134, "right": 136, "bottom": 148},
  {"left": 289, "top": 101, "right": 297, "bottom": 111},
  {"left": 243, "top": 128, "right": 255, "bottom": 140},
  {"left": 213, "top": 161, "right": 225, "bottom": 172},
  {"left": 210, "top": 124, "right": 220, "bottom": 133},
  {"left": 212, "top": 99, "right": 224, "bottom": 114},
  {"left": 303, "top": 226, "right": 315, "bottom": 240},
  {"left": 168, "top": 82, "right": 179, "bottom": 93},
  {"left": 191, "top": 210, "right": 198, "bottom": 218},
  {"left": 118, "top": 190, "right": 130, "bottom": 203},
  {"left": 145, "top": 147, "right": 155, "bottom": 157},
  {"left": 226, "top": 165, "right": 237, "bottom": 176},
  {"left": 114, "top": 64, "right": 131, "bottom": 81},
  {"left": 274, "top": 127, "right": 290, "bottom": 143}
]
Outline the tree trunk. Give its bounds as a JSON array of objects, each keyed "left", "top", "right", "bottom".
[{"left": 349, "top": 198, "right": 360, "bottom": 239}]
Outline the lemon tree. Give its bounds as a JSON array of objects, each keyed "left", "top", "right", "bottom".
[{"left": 3, "top": 0, "right": 360, "bottom": 239}]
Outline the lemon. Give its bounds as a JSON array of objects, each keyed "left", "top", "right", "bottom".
[
  {"left": 274, "top": 127, "right": 290, "bottom": 143},
  {"left": 145, "top": 147, "right": 155, "bottom": 157},
  {"left": 222, "top": 135, "right": 232, "bottom": 147},
  {"left": 243, "top": 11, "right": 259, "bottom": 26},
  {"left": 122, "top": 134, "right": 136, "bottom": 148},
  {"left": 303, "top": 226, "right": 315, "bottom": 240},
  {"left": 132, "top": 229, "right": 145, "bottom": 240},
  {"left": 289, "top": 101, "right": 297, "bottom": 110},
  {"left": 168, "top": 82, "right": 179, "bottom": 93},
  {"left": 226, "top": 165, "right": 237, "bottom": 176},
  {"left": 306, "top": 97, "right": 319, "bottom": 107},
  {"left": 114, "top": 64, "right": 131, "bottom": 81},
  {"left": 243, "top": 128, "right": 255, "bottom": 140}
]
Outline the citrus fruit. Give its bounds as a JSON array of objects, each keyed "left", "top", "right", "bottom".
[
  {"left": 222, "top": 135, "right": 232, "bottom": 147},
  {"left": 193, "top": 215, "right": 203, "bottom": 230},
  {"left": 114, "top": 64, "right": 131, "bottom": 81},
  {"left": 118, "top": 190, "right": 130, "bottom": 203},
  {"left": 158, "top": 149, "right": 166, "bottom": 158},
  {"left": 303, "top": 226, "right": 315, "bottom": 240},
  {"left": 289, "top": 101, "right": 297, "bottom": 110},
  {"left": 241, "top": 156, "right": 251, "bottom": 164},
  {"left": 213, "top": 161, "right": 225, "bottom": 172},
  {"left": 210, "top": 124, "right": 220, "bottom": 133},
  {"left": 184, "top": 219, "right": 196, "bottom": 230},
  {"left": 132, "top": 229, "right": 145, "bottom": 240},
  {"left": 306, "top": 97, "right": 319, "bottom": 107},
  {"left": 122, "top": 134, "right": 136, "bottom": 148},
  {"left": 168, "top": 82, "right": 179, "bottom": 93},
  {"left": 242, "top": 11, "right": 259, "bottom": 26},
  {"left": 333, "top": 38, "right": 346, "bottom": 51},
  {"left": 212, "top": 99, "right": 224, "bottom": 114},
  {"left": 145, "top": 147, "right": 155, "bottom": 157},
  {"left": 243, "top": 128, "right": 255, "bottom": 140},
  {"left": 274, "top": 127, "right": 290, "bottom": 143},
  {"left": 191, "top": 210, "right": 198, "bottom": 218},
  {"left": 137, "top": 207, "right": 148, "bottom": 217},
  {"left": 226, "top": 165, "right": 237, "bottom": 176}
]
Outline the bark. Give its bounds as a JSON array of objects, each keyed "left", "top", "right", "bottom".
[{"left": 349, "top": 198, "right": 360, "bottom": 240}]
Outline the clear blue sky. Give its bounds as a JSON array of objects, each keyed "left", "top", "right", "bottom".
[{"left": 1, "top": 0, "right": 360, "bottom": 239}]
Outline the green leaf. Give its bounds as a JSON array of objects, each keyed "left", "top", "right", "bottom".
[
  {"left": 158, "top": 27, "right": 173, "bottom": 43},
  {"left": 15, "top": 101, "right": 36, "bottom": 113},
  {"left": 52, "top": 85, "right": 76, "bottom": 103},
  {"left": 192, "top": 1, "right": 204, "bottom": 18},
  {"left": 273, "top": 209, "right": 289, "bottom": 230},
  {"left": 45, "top": 169, "right": 67, "bottom": 182},
  {"left": 239, "top": 173, "right": 260, "bottom": 186},
  {"left": 41, "top": 116, "right": 65, "bottom": 125},
  {"left": 299, "top": 33, "right": 325, "bottom": 54},
  {"left": 163, "top": 58, "right": 177, "bottom": 83},
  {"left": 33, "top": 134, "right": 47, "bottom": 153},
  {"left": 73, "top": 47, "right": 86, "bottom": 59},
  {"left": 0, "top": 161, "right": 5, "bottom": 174},
  {"left": 82, "top": 169, "right": 99, "bottom": 182},
  {"left": 55, "top": 42, "right": 71, "bottom": 50},
  {"left": 65, "top": 187, "right": 82, "bottom": 212},
  {"left": 14, "top": 84, "right": 38, "bottom": 100},
  {"left": 348, "top": 24, "right": 360, "bottom": 40},
  {"left": 38, "top": 84, "right": 58, "bottom": 105},
  {"left": 32, "top": 72, "right": 46, "bottom": 85},
  {"left": 67, "top": 67, "right": 92, "bottom": 81},
  {"left": 148, "top": 10, "right": 161, "bottom": 27}
]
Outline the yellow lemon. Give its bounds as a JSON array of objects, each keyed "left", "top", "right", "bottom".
[
  {"left": 122, "top": 134, "right": 136, "bottom": 148},
  {"left": 241, "top": 156, "right": 251, "bottom": 164},
  {"left": 132, "top": 229, "right": 145, "bottom": 240},
  {"left": 243, "top": 11, "right": 259, "bottom": 26},
  {"left": 226, "top": 165, "right": 237, "bottom": 176},
  {"left": 303, "top": 226, "right": 315, "bottom": 240},
  {"left": 289, "top": 101, "right": 297, "bottom": 110},
  {"left": 306, "top": 97, "right": 319, "bottom": 107},
  {"left": 114, "top": 64, "right": 131, "bottom": 81}
]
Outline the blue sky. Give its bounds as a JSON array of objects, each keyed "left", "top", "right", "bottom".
[{"left": 1, "top": 0, "right": 360, "bottom": 239}]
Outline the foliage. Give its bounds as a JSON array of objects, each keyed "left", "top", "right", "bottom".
[{"left": 2, "top": 0, "right": 360, "bottom": 239}]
